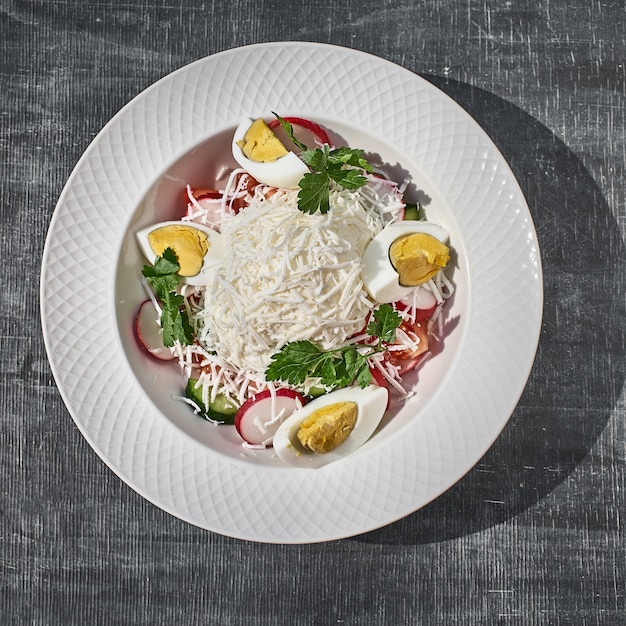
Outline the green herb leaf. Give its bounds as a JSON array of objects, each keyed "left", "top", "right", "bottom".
[
  {"left": 366, "top": 303, "right": 402, "bottom": 345},
  {"left": 265, "top": 305, "right": 398, "bottom": 390},
  {"left": 327, "top": 167, "right": 369, "bottom": 190},
  {"left": 159, "top": 292, "right": 194, "bottom": 347},
  {"left": 271, "top": 112, "right": 308, "bottom": 152},
  {"left": 142, "top": 248, "right": 181, "bottom": 298},
  {"left": 327, "top": 146, "right": 372, "bottom": 172},
  {"left": 142, "top": 267, "right": 179, "bottom": 299},
  {"left": 298, "top": 171, "right": 331, "bottom": 214},
  {"left": 354, "top": 360, "right": 374, "bottom": 388},
  {"left": 272, "top": 113, "right": 373, "bottom": 215},
  {"left": 299, "top": 145, "right": 329, "bottom": 170},
  {"left": 340, "top": 346, "right": 372, "bottom": 389},
  {"left": 141, "top": 247, "right": 194, "bottom": 347},
  {"left": 265, "top": 341, "right": 328, "bottom": 386}
]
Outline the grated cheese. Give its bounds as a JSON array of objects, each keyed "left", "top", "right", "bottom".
[
  {"left": 194, "top": 183, "right": 389, "bottom": 372},
  {"left": 172, "top": 172, "right": 450, "bottom": 406}
]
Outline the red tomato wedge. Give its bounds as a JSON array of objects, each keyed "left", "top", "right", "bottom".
[
  {"left": 387, "top": 319, "right": 429, "bottom": 375},
  {"left": 267, "top": 116, "right": 331, "bottom": 147},
  {"left": 393, "top": 299, "right": 437, "bottom": 322},
  {"left": 235, "top": 388, "right": 307, "bottom": 446}
]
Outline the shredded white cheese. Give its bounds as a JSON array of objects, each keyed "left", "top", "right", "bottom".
[{"left": 194, "top": 184, "right": 389, "bottom": 372}]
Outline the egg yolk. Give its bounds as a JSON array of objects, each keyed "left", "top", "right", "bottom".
[
  {"left": 296, "top": 401, "right": 358, "bottom": 454},
  {"left": 147, "top": 225, "right": 209, "bottom": 277},
  {"left": 389, "top": 233, "right": 450, "bottom": 286},
  {"left": 237, "top": 119, "right": 288, "bottom": 162}
]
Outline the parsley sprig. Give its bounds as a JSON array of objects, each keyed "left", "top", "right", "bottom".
[
  {"left": 273, "top": 113, "right": 373, "bottom": 214},
  {"left": 265, "top": 304, "right": 402, "bottom": 390},
  {"left": 142, "top": 248, "right": 194, "bottom": 347}
]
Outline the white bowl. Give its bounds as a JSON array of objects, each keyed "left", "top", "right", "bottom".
[{"left": 41, "top": 43, "right": 542, "bottom": 542}]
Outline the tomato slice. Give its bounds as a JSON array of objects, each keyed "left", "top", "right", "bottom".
[
  {"left": 369, "top": 365, "right": 387, "bottom": 388},
  {"left": 386, "top": 319, "right": 429, "bottom": 375},
  {"left": 268, "top": 116, "right": 330, "bottom": 146},
  {"left": 393, "top": 300, "right": 437, "bottom": 322}
]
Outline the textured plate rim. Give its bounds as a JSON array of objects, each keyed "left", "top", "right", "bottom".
[{"left": 40, "top": 42, "right": 543, "bottom": 543}]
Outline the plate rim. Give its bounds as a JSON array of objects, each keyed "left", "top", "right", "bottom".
[{"left": 40, "top": 41, "right": 543, "bottom": 543}]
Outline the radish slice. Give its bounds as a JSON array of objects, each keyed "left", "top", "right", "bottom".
[
  {"left": 185, "top": 186, "right": 225, "bottom": 225},
  {"left": 189, "top": 187, "right": 222, "bottom": 201},
  {"left": 134, "top": 299, "right": 176, "bottom": 361},
  {"left": 267, "top": 116, "right": 331, "bottom": 147},
  {"left": 235, "top": 388, "right": 306, "bottom": 446}
]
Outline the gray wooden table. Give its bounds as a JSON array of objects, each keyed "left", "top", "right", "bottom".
[{"left": 2, "top": 1, "right": 625, "bottom": 624}]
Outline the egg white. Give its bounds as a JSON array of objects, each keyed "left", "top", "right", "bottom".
[
  {"left": 135, "top": 220, "right": 224, "bottom": 287},
  {"left": 273, "top": 385, "right": 389, "bottom": 469},
  {"left": 231, "top": 118, "right": 309, "bottom": 189},
  {"left": 360, "top": 221, "right": 450, "bottom": 303}
]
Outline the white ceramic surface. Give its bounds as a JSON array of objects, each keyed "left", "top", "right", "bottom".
[{"left": 40, "top": 42, "right": 543, "bottom": 543}]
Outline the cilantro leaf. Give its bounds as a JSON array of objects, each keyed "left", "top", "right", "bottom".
[
  {"left": 298, "top": 171, "right": 331, "bottom": 214},
  {"left": 142, "top": 248, "right": 181, "bottom": 298},
  {"left": 366, "top": 303, "right": 402, "bottom": 345},
  {"left": 141, "top": 247, "right": 194, "bottom": 347},
  {"left": 265, "top": 305, "right": 399, "bottom": 391},
  {"left": 327, "top": 167, "right": 369, "bottom": 190},
  {"left": 340, "top": 346, "right": 372, "bottom": 389},
  {"left": 265, "top": 341, "right": 328, "bottom": 385},
  {"left": 142, "top": 266, "right": 179, "bottom": 298},
  {"left": 160, "top": 292, "right": 193, "bottom": 347},
  {"left": 299, "top": 145, "right": 329, "bottom": 170},
  {"left": 271, "top": 112, "right": 308, "bottom": 151},
  {"left": 272, "top": 113, "right": 373, "bottom": 215},
  {"left": 354, "top": 360, "right": 374, "bottom": 388},
  {"left": 327, "top": 146, "right": 372, "bottom": 172}
]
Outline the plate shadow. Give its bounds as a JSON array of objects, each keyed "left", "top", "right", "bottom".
[{"left": 355, "top": 76, "right": 626, "bottom": 545}]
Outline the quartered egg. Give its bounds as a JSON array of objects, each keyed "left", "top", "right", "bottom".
[
  {"left": 273, "top": 385, "right": 388, "bottom": 469},
  {"left": 135, "top": 220, "right": 224, "bottom": 287},
  {"left": 231, "top": 117, "right": 309, "bottom": 189},
  {"left": 361, "top": 221, "right": 450, "bottom": 303}
]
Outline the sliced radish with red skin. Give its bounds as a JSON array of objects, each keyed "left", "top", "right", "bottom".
[
  {"left": 134, "top": 299, "right": 176, "bottom": 361},
  {"left": 267, "top": 116, "right": 331, "bottom": 147},
  {"left": 189, "top": 187, "right": 222, "bottom": 201},
  {"left": 185, "top": 188, "right": 226, "bottom": 225},
  {"left": 190, "top": 197, "right": 226, "bottom": 226},
  {"left": 235, "top": 388, "right": 307, "bottom": 446}
]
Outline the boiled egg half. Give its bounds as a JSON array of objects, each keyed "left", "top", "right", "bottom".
[
  {"left": 232, "top": 117, "right": 309, "bottom": 189},
  {"left": 273, "top": 385, "right": 388, "bottom": 469},
  {"left": 136, "top": 221, "right": 224, "bottom": 287},
  {"left": 361, "top": 221, "right": 450, "bottom": 303}
]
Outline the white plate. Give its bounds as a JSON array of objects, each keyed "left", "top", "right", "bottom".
[{"left": 40, "top": 42, "right": 542, "bottom": 543}]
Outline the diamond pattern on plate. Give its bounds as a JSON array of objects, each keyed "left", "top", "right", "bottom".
[{"left": 40, "top": 42, "right": 542, "bottom": 543}]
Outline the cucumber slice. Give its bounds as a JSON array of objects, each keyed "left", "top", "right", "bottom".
[
  {"left": 307, "top": 386, "right": 327, "bottom": 399},
  {"left": 185, "top": 378, "right": 239, "bottom": 424},
  {"left": 403, "top": 203, "right": 425, "bottom": 221}
]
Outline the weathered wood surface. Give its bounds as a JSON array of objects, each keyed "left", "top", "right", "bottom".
[{"left": 2, "top": 1, "right": 625, "bottom": 624}]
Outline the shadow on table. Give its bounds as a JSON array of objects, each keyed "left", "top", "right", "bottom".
[{"left": 355, "top": 76, "right": 626, "bottom": 546}]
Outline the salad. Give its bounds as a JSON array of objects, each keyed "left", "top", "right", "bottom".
[{"left": 134, "top": 114, "right": 454, "bottom": 468}]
